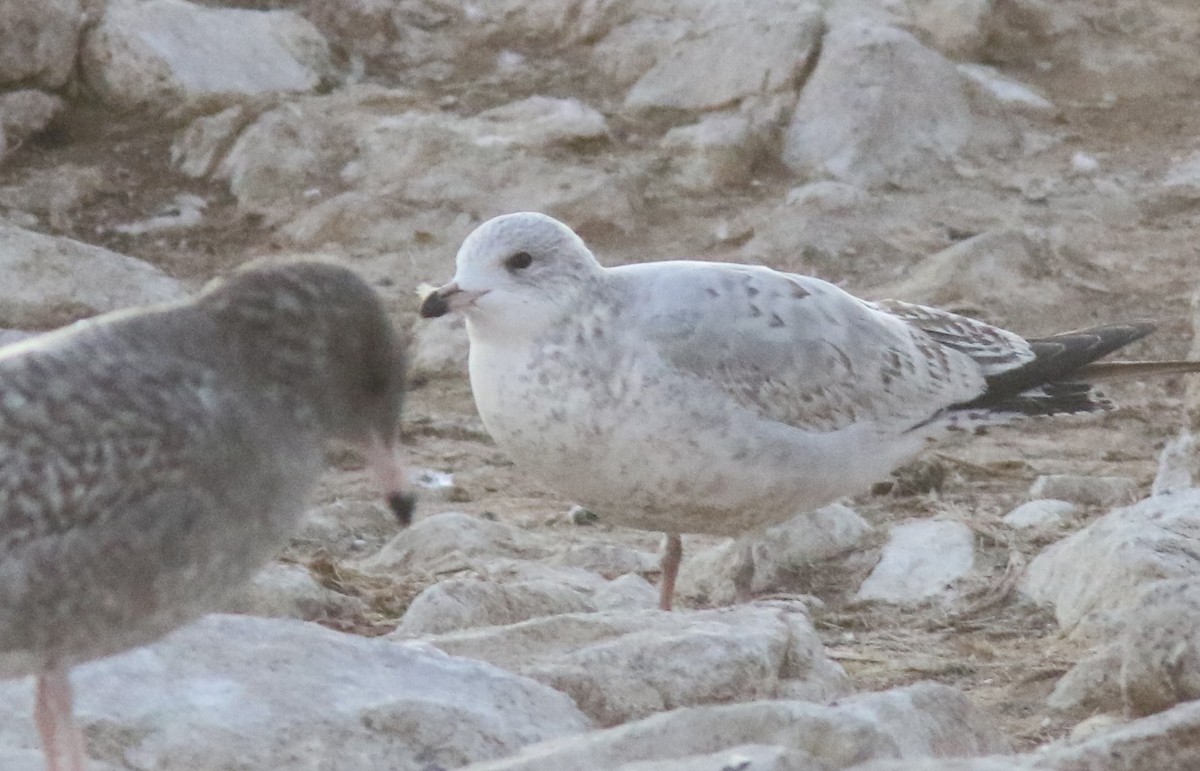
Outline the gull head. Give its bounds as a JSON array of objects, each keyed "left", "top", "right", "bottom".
[{"left": 420, "top": 212, "right": 604, "bottom": 338}]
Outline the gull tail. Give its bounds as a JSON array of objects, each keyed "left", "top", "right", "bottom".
[{"left": 953, "top": 321, "right": 1194, "bottom": 418}]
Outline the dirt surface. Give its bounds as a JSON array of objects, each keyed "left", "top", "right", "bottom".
[{"left": 5, "top": 0, "right": 1200, "bottom": 752}]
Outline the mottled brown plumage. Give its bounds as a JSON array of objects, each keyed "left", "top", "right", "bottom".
[{"left": 0, "top": 261, "right": 410, "bottom": 771}]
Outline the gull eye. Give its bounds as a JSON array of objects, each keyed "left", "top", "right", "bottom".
[{"left": 505, "top": 251, "right": 533, "bottom": 271}]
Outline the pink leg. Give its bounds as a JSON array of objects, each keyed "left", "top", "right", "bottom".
[
  {"left": 35, "top": 668, "right": 86, "bottom": 771},
  {"left": 659, "top": 532, "right": 683, "bottom": 611}
]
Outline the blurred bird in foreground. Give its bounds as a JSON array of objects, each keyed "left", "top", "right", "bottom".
[{"left": 0, "top": 261, "right": 412, "bottom": 771}]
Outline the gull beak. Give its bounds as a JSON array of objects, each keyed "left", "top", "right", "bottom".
[
  {"left": 419, "top": 282, "right": 488, "bottom": 318},
  {"left": 366, "top": 433, "right": 416, "bottom": 526}
]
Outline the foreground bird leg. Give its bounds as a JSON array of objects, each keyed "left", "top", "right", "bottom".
[
  {"left": 659, "top": 532, "right": 683, "bottom": 610},
  {"left": 35, "top": 668, "right": 86, "bottom": 771}
]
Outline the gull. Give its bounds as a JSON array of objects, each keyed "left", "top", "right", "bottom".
[
  {"left": 420, "top": 211, "right": 1200, "bottom": 610},
  {"left": 0, "top": 261, "right": 412, "bottom": 771}
]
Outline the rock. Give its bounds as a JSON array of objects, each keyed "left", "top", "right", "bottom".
[
  {"left": 549, "top": 541, "right": 662, "bottom": 577},
  {"left": 1151, "top": 431, "right": 1195, "bottom": 497},
  {"left": 212, "top": 88, "right": 635, "bottom": 238},
  {"left": 470, "top": 96, "right": 608, "bottom": 148},
  {"left": 460, "top": 682, "right": 1010, "bottom": 770},
  {"left": 409, "top": 312, "right": 469, "bottom": 381},
  {"left": 0, "top": 615, "right": 590, "bottom": 770},
  {"left": 1047, "top": 639, "right": 1124, "bottom": 717},
  {"left": 172, "top": 105, "right": 258, "bottom": 179},
  {"left": 1028, "top": 474, "right": 1139, "bottom": 508},
  {"left": 0, "top": 0, "right": 81, "bottom": 89},
  {"left": 660, "top": 114, "right": 759, "bottom": 192},
  {"left": 0, "top": 226, "right": 186, "bottom": 329},
  {"left": 782, "top": 22, "right": 972, "bottom": 189},
  {"left": 907, "top": 0, "right": 994, "bottom": 58},
  {"left": 298, "top": 499, "right": 404, "bottom": 558},
  {"left": 1021, "top": 491, "right": 1200, "bottom": 636},
  {"left": 397, "top": 578, "right": 595, "bottom": 635},
  {"left": 356, "top": 511, "right": 553, "bottom": 576},
  {"left": 856, "top": 520, "right": 974, "bottom": 604},
  {"left": 0, "top": 90, "right": 64, "bottom": 162},
  {"left": 623, "top": 0, "right": 822, "bottom": 112},
  {"left": 785, "top": 181, "right": 869, "bottom": 213},
  {"left": 0, "top": 330, "right": 32, "bottom": 347},
  {"left": 957, "top": 63, "right": 1056, "bottom": 116},
  {"left": 1114, "top": 579, "right": 1200, "bottom": 716},
  {"left": 680, "top": 503, "right": 871, "bottom": 604},
  {"left": 847, "top": 760, "right": 1029, "bottom": 770},
  {"left": 870, "top": 230, "right": 1067, "bottom": 332},
  {"left": 222, "top": 562, "right": 365, "bottom": 622},
  {"left": 0, "top": 164, "right": 110, "bottom": 229},
  {"left": 592, "top": 573, "right": 660, "bottom": 610},
  {"left": 1070, "top": 152, "right": 1101, "bottom": 176},
  {"left": 81, "top": 0, "right": 336, "bottom": 113},
  {"left": 1002, "top": 499, "right": 1078, "bottom": 530},
  {"left": 612, "top": 745, "right": 829, "bottom": 771},
  {"left": 414, "top": 605, "right": 849, "bottom": 726},
  {"left": 1036, "top": 698, "right": 1200, "bottom": 770},
  {"left": 1140, "top": 152, "right": 1200, "bottom": 221}
]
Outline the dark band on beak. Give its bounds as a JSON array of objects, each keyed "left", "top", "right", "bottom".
[
  {"left": 388, "top": 491, "right": 418, "bottom": 526},
  {"left": 419, "top": 292, "right": 449, "bottom": 319}
]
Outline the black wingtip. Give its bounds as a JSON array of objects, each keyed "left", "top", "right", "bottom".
[{"left": 955, "top": 320, "right": 1160, "bottom": 417}]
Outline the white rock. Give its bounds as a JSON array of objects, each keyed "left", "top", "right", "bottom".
[
  {"left": 856, "top": 520, "right": 974, "bottom": 604},
  {"left": 0, "top": 615, "right": 590, "bottom": 770},
  {"left": 957, "top": 63, "right": 1056, "bottom": 116},
  {"left": 222, "top": 562, "right": 365, "bottom": 622},
  {"left": 1070, "top": 152, "right": 1101, "bottom": 176},
  {"left": 0, "top": 0, "right": 81, "bottom": 89},
  {"left": 623, "top": 0, "right": 822, "bottom": 112},
  {"left": 660, "top": 114, "right": 759, "bottom": 192},
  {"left": 1028, "top": 474, "right": 1139, "bottom": 507},
  {"left": 470, "top": 96, "right": 608, "bottom": 148},
  {"left": 172, "top": 105, "right": 256, "bottom": 179},
  {"left": 1152, "top": 431, "right": 1195, "bottom": 496},
  {"left": 0, "top": 227, "right": 185, "bottom": 329},
  {"left": 783, "top": 22, "right": 972, "bottom": 188},
  {"left": 414, "top": 606, "right": 849, "bottom": 726},
  {"left": 461, "top": 682, "right": 1011, "bottom": 770},
  {"left": 1140, "top": 152, "right": 1200, "bottom": 221},
  {"left": 1046, "top": 641, "right": 1123, "bottom": 718},
  {"left": 1002, "top": 499, "right": 1078, "bottom": 530},
  {"left": 298, "top": 499, "right": 404, "bottom": 558},
  {"left": 548, "top": 541, "right": 662, "bottom": 577},
  {"left": 81, "top": 0, "right": 336, "bottom": 112},
  {"left": 1021, "top": 490, "right": 1200, "bottom": 636},
  {"left": 214, "top": 89, "right": 634, "bottom": 235},
  {"left": 679, "top": 504, "right": 871, "bottom": 605},
  {"left": 785, "top": 181, "right": 869, "bottom": 212},
  {"left": 610, "top": 744, "right": 827, "bottom": 771},
  {"left": 907, "top": 0, "right": 994, "bottom": 58},
  {"left": 1036, "top": 698, "right": 1200, "bottom": 770},
  {"left": 1049, "top": 578, "right": 1200, "bottom": 718},
  {"left": 397, "top": 578, "right": 595, "bottom": 635},
  {"left": 591, "top": 573, "right": 660, "bottom": 610},
  {"left": 356, "top": 511, "right": 553, "bottom": 576},
  {"left": 410, "top": 312, "right": 470, "bottom": 380}
]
